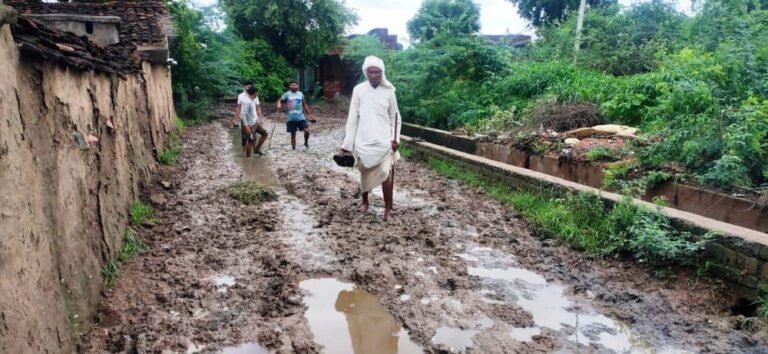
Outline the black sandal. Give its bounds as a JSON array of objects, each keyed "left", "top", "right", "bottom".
[{"left": 333, "top": 154, "right": 355, "bottom": 167}]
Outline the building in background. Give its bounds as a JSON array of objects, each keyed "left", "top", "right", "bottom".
[{"left": 298, "top": 27, "right": 403, "bottom": 100}]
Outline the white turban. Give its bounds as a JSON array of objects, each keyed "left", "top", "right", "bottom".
[{"left": 362, "top": 55, "right": 395, "bottom": 91}]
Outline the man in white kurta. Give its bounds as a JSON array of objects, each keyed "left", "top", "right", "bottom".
[{"left": 340, "top": 56, "right": 401, "bottom": 220}]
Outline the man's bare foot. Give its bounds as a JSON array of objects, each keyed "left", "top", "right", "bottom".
[
  {"left": 358, "top": 201, "right": 369, "bottom": 214},
  {"left": 383, "top": 209, "right": 393, "bottom": 221}
]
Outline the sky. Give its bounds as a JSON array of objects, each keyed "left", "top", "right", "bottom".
[{"left": 344, "top": 0, "right": 694, "bottom": 45}]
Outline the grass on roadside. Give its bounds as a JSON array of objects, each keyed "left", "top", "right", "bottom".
[
  {"left": 159, "top": 132, "right": 182, "bottom": 166},
  {"left": 130, "top": 200, "right": 155, "bottom": 226},
  {"left": 757, "top": 296, "right": 768, "bottom": 319},
  {"left": 227, "top": 180, "right": 278, "bottom": 205},
  {"left": 399, "top": 145, "right": 414, "bottom": 159},
  {"left": 175, "top": 116, "right": 186, "bottom": 133},
  {"left": 427, "top": 158, "right": 708, "bottom": 266},
  {"left": 101, "top": 228, "right": 146, "bottom": 287}
]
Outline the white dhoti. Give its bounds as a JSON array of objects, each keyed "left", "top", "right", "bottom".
[{"left": 357, "top": 151, "right": 399, "bottom": 193}]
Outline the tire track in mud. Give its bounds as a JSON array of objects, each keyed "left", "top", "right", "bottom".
[{"left": 81, "top": 103, "right": 768, "bottom": 354}]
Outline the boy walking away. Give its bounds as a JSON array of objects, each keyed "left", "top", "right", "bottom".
[
  {"left": 235, "top": 86, "right": 268, "bottom": 157},
  {"left": 277, "top": 80, "right": 314, "bottom": 150}
]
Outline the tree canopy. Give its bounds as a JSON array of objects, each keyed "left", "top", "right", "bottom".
[
  {"left": 407, "top": 0, "right": 481, "bottom": 42},
  {"left": 220, "top": 0, "right": 358, "bottom": 66},
  {"left": 506, "top": 0, "right": 617, "bottom": 27}
]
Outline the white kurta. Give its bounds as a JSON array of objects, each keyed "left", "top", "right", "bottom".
[{"left": 341, "top": 82, "right": 402, "bottom": 192}]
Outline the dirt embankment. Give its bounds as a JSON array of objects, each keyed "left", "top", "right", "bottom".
[
  {"left": 82, "top": 103, "right": 768, "bottom": 353},
  {"left": 0, "top": 17, "right": 175, "bottom": 353}
]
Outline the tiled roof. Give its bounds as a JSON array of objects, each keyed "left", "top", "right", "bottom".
[
  {"left": 10, "top": 14, "right": 142, "bottom": 75},
  {"left": 6, "top": 0, "right": 171, "bottom": 47}
]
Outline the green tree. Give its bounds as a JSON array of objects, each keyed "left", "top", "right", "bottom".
[
  {"left": 532, "top": 1, "right": 687, "bottom": 75},
  {"left": 220, "top": 0, "right": 358, "bottom": 66},
  {"left": 167, "top": 1, "right": 293, "bottom": 119},
  {"left": 341, "top": 35, "right": 387, "bottom": 69},
  {"left": 407, "top": 0, "right": 481, "bottom": 42},
  {"left": 506, "top": 0, "right": 617, "bottom": 27}
]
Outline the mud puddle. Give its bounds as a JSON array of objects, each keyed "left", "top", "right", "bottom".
[
  {"left": 221, "top": 342, "right": 269, "bottom": 354},
  {"left": 299, "top": 278, "right": 422, "bottom": 354},
  {"left": 460, "top": 245, "right": 688, "bottom": 353},
  {"left": 279, "top": 196, "right": 337, "bottom": 271},
  {"left": 210, "top": 275, "right": 236, "bottom": 293},
  {"left": 227, "top": 122, "right": 278, "bottom": 186}
]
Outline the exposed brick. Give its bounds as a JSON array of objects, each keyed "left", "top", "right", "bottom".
[
  {"left": 709, "top": 263, "right": 741, "bottom": 282},
  {"left": 759, "top": 244, "right": 768, "bottom": 261},
  {"left": 705, "top": 242, "right": 739, "bottom": 265},
  {"left": 740, "top": 275, "right": 759, "bottom": 288},
  {"left": 739, "top": 254, "right": 761, "bottom": 275},
  {"left": 760, "top": 263, "right": 768, "bottom": 281}
]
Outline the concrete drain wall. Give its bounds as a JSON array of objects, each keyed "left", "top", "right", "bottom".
[
  {"left": 401, "top": 135, "right": 768, "bottom": 300},
  {"left": 402, "top": 123, "right": 768, "bottom": 234}
]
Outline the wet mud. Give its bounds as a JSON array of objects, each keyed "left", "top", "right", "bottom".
[{"left": 81, "top": 103, "right": 768, "bottom": 353}]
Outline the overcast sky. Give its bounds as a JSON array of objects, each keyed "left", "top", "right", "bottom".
[{"left": 344, "top": 0, "right": 693, "bottom": 44}]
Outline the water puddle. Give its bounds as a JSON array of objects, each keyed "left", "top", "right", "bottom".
[
  {"left": 431, "top": 316, "right": 493, "bottom": 353},
  {"left": 509, "top": 327, "right": 541, "bottom": 342},
  {"left": 460, "top": 245, "right": 685, "bottom": 353},
  {"left": 210, "top": 275, "right": 236, "bottom": 293},
  {"left": 227, "top": 123, "right": 278, "bottom": 186},
  {"left": 431, "top": 327, "right": 478, "bottom": 353},
  {"left": 299, "top": 278, "right": 422, "bottom": 354},
  {"left": 221, "top": 342, "right": 269, "bottom": 354}
]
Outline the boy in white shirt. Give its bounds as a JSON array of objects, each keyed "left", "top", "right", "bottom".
[{"left": 233, "top": 85, "right": 268, "bottom": 157}]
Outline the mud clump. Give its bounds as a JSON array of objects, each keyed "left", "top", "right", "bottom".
[{"left": 227, "top": 179, "right": 278, "bottom": 205}]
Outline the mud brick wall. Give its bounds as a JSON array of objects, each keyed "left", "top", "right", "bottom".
[
  {"left": 0, "top": 20, "right": 174, "bottom": 353},
  {"left": 403, "top": 137, "right": 768, "bottom": 301}
]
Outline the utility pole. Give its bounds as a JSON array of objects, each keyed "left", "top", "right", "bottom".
[{"left": 573, "top": 0, "right": 587, "bottom": 65}]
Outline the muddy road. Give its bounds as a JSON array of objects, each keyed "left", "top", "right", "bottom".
[{"left": 81, "top": 103, "right": 768, "bottom": 354}]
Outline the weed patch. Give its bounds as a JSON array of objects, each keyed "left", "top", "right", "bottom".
[
  {"left": 101, "top": 261, "right": 117, "bottom": 287},
  {"left": 399, "top": 145, "right": 414, "bottom": 159},
  {"left": 117, "top": 228, "right": 144, "bottom": 262},
  {"left": 586, "top": 147, "right": 622, "bottom": 161},
  {"left": 159, "top": 133, "right": 182, "bottom": 166},
  {"left": 175, "top": 116, "right": 186, "bottom": 133},
  {"left": 130, "top": 200, "right": 155, "bottom": 226},
  {"left": 227, "top": 180, "right": 278, "bottom": 205},
  {"left": 102, "top": 228, "right": 146, "bottom": 288},
  {"left": 757, "top": 296, "right": 768, "bottom": 319},
  {"left": 427, "top": 158, "right": 706, "bottom": 265}
]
